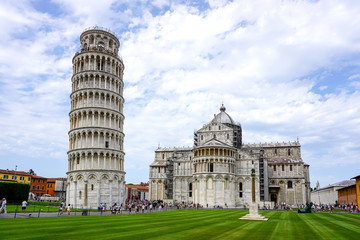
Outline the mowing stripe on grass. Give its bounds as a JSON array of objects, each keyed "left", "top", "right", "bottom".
[{"left": 1, "top": 210, "right": 359, "bottom": 240}]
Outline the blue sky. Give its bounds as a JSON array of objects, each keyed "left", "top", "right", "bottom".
[{"left": 0, "top": 0, "right": 359, "bottom": 188}]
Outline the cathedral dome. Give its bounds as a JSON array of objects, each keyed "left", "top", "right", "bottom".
[{"left": 212, "top": 104, "right": 235, "bottom": 124}]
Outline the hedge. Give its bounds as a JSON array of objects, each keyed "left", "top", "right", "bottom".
[{"left": 0, "top": 181, "right": 30, "bottom": 203}]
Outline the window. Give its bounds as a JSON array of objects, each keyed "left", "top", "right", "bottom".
[
  {"left": 288, "top": 148, "right": 291, "bottom": 156},
  {"left": 37, "top": 186, "right": 40, "bottom": 190},
  {"left": 288, "top": 181, "right": 293, "bottom": 189},
  {"left": 178, "top": 163, "right": 180, "bottom": 166},
  {"left": 105, "top": 141, "right": 109, "bottom": 148},
  {"left": 209, "top": 163, "right": 214, "bottom": 172},
  {"left": 158, "top": 167, "right": 160, "bottom": 173},
  {"left": 189, "top": 183, "right": 193, "bottom": 197},
  {"left": 12, "top": 176, "right": 16, "bottom": 180},
  {"left": 77, "top": 159, "right": 80, "bottom": 164},
  {"left": 79, "top": 191, "right": 82, "bottom": 200},
  {"left": 201, "top": 135, "right": 203, "bottom": 140},
  {"left": 42, "top": 186, "right": 45, "bottom": 190},
  {"left": 239, "top": 183, "right": 243, "bottom": 198},
  {"left": 28, "top": 177, "right": 30, "bottom": 181},
  {"left": 273, "top": 165, "right": 276, "bottom": 171},
  {"left": 290, "top": 165, "right": 293, "bottom": 171},
  {"left": 194, "top": 165, "right": 197, "bottom": 173},
  {"left": 227, "top": 134, "right": 229, "bottom": 139},
  {"left": 3, "top": 175, "right": 8, "bottom": 179},
  {"left": 162, "top": 154, "right": 165, "bottom": 160},
  {"left": 274, "top": 149, "right": 277, "bottom": 155},
  {"left": 282, "top": 165, "right": 284, "bottom": 171},
  {"left": 209, "top": 126, "right": 211, "bottom": 130},
  {"left": 38, "top": 179, "right": 40, "bottom": 183},
  {"left": 91, "top": 184, "right": 94, "bottom": 191},
  {"left": 252, "top": 160, "right": 254, "bottom": 164},
  {"left": 219, "top": 126, "right": 221, "bottom": 130},
  {"left": 213, "top": 134, "right": 216, "bottom": 139},
  {"left": 32, "top": 186, "right": 35, "bottom": 190},
  {"left": 20, "top": 176, "right": 24, "bottom": 180}
]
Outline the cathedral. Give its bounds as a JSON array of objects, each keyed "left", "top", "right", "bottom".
[{"left": 149, "top": 105, "right": 310, "bottom": 207}]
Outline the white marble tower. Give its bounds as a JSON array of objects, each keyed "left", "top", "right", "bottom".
[{"left": 66, "top": 27, "right": 125, "bottom": 209}]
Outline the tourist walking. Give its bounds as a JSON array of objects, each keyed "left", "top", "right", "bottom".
[
  {"left": 0, "top": 198, "right": 7, "bottom": 214},
  {"left": 22, "top": 200, "right": 27, "bottom": 213},
  {"left": 66, "top": 204, "right": 71, "bottom": 215}
]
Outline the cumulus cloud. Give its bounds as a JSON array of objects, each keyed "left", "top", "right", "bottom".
[{"left": 0, "top": 0, "right": 359, "bottom": 185}]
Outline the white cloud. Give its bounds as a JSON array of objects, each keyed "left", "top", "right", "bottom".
[{"left": 0, "top": 0, "right": 360, "bottom": 186}]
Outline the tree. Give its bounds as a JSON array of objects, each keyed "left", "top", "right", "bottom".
[{"left": 28, "top": 169, "right": 36, "bottom": 175}]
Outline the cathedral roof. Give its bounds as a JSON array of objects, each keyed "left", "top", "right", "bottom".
[
  {"left": 196, "top": 138, "right": 234, "bottom": 148},
  {"left": 267, "top": 158, "right": 303, "bottom": 163},
  {"left": 155, "top": 146, "right": 192, "bottom": 152},
  {"left": 314, "top": 180, "right": 355, "bottom": 191},
  {"left": 242, "top": 141, "right": 300, "bottom": 148},
  {"left": 150, "top": 161, "right": 167, "bottom": 167},
  {"left": 212, "top": 104, "right": 236, "bottom": 125}
]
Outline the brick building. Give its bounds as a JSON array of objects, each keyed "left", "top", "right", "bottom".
[
  {"left": 30, "top": 175, "right": 47, "bottom": 197},
  {"left": 337, "top": 182, "right": 357, "bottom": 205}
]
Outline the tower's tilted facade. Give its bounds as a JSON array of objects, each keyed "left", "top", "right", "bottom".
[{"left": 66, "top": 27, "right": 125, "bottom": 209}]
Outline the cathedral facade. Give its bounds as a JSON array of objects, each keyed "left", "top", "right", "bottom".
[
  {"left": 66, "top": 27, "right": 126, "bottom": 209},
  {"left": 149, "top": 105, "right": 310, "bottom": 207}
]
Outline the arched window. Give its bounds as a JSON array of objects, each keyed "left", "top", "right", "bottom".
[
  {"left": 209, "top": 163, "right": 214, "bottom": 172},
  {"left": 189, "top": 182, "right": 193, "bottom": 197},
  {"left": 213, "top": 134, "right": 216, "bottom": 139},
  {"left": 239, "top": 182, "right": 243, "bottom": 198},
  {"left": 288, "top": 181, "right": 293, "bottom": 189}
]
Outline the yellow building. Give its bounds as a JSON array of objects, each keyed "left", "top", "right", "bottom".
[
  {"left": 0, "top": 169, "right": 32, "bottom": 184},
  {"left": 351, "top": 175, "right": 360, "bottom": 207}
]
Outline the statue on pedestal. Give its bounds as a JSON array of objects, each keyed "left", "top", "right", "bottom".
[{"left": 239, "top": 168, "right": 268, "bottom": 221}]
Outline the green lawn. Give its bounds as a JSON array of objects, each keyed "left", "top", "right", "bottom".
[
  {"left": 6, "top": 205, "right": 90, "bottom": 213},
  {"left": 0, "top": 209, "right": 359, "bottom": 240}
]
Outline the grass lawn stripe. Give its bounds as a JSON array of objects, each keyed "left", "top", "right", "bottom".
[
  {"left": 313, "top": 213, "right": 360, "bottom": 235},
  {"left": 298, "top": 213, "right": 349, "bottom": 240},
  {"left": 1, "top": 210, "right": 359, "bottom": 240}
]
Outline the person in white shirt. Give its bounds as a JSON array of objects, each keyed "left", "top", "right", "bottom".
[
  {"left": 0, "top": 198, "right": 7, "bottom": 214},
  {"left": 22, "top": 200, "right": 27, "bottom": 213}
]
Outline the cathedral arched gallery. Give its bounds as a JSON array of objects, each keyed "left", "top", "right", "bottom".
[{"left": 149, "top": 105, "right": 310, "bottom": 207}]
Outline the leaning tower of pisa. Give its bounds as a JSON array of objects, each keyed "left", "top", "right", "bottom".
[{"left": 66, "top": 27, "right": 125, "bottom": 209}]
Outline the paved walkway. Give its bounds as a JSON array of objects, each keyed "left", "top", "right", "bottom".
[{"left": 0, "top": 208, "right": 174, "bottom": 219}]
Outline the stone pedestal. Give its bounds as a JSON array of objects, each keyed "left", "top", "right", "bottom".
[{"left": 239, "top": 203, "right": 268, "bottom": 221}]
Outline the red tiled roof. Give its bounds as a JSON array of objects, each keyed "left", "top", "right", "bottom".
[
  {"left": 125, "top": 185, "right": 149, "bottom": 190},
  {"left": 0, "top": 169, "right": 32, "bottom": 176},
  {"left": 47, "top": 178, "right": 67, "bottom": 182}
]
